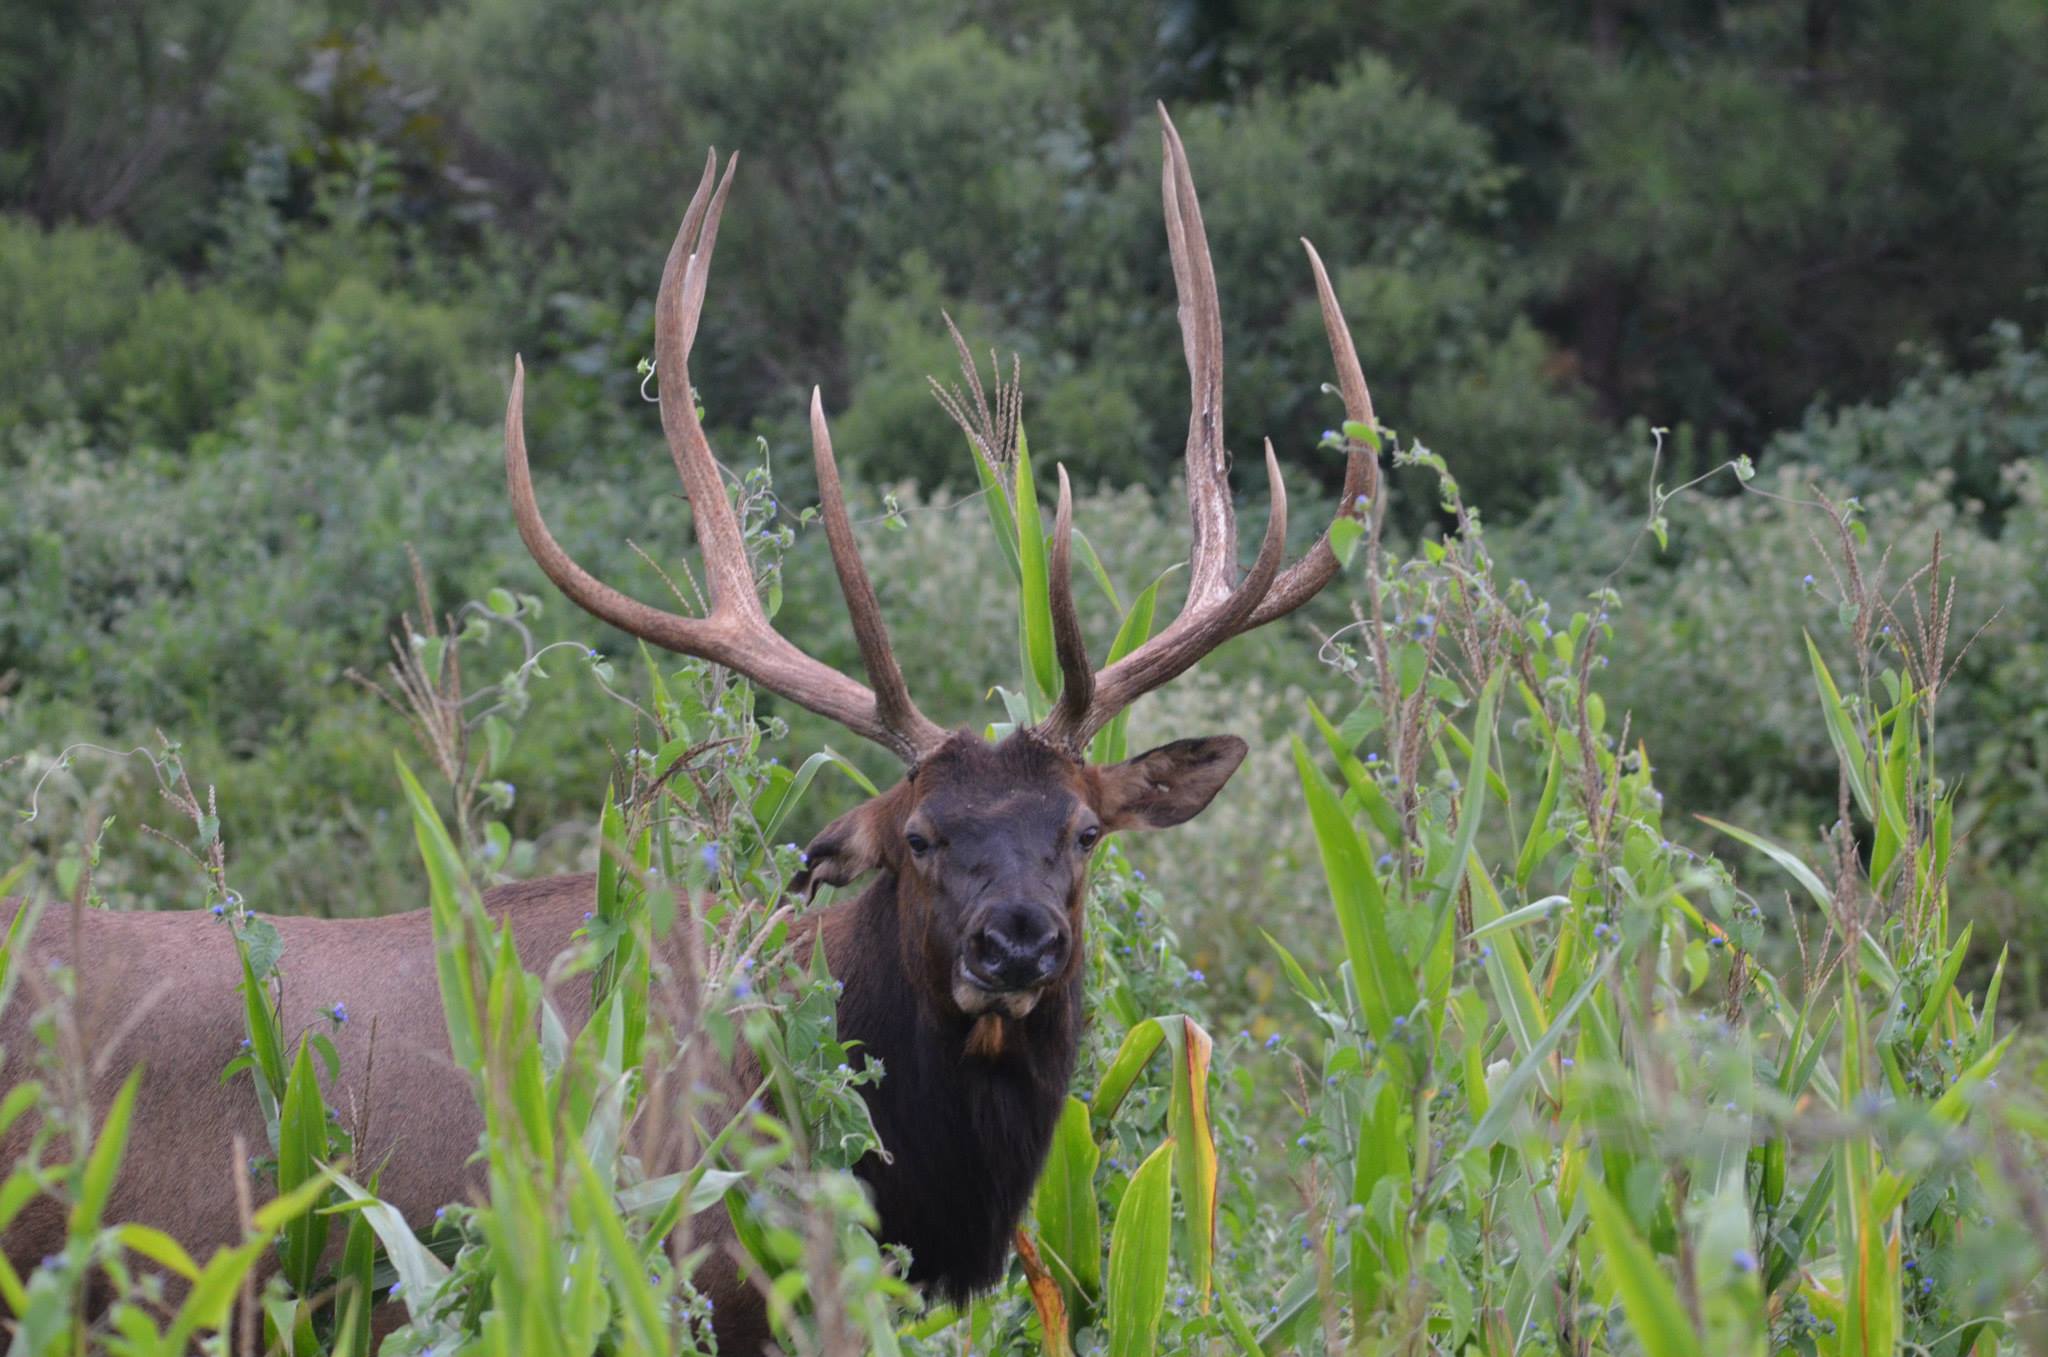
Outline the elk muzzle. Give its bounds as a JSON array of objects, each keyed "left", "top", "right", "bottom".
[{"left": 954, "top": 903, "right": 1069, "bottom": 1017}]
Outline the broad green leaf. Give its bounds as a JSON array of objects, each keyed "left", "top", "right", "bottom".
[
  {"left": 1092, "top": 1020, "right": 1167, "bottom": 1128},
  {"left": 1106, "top": 1140, "right": 1174, "bottom": 1357},
  {"left": 1293, "top": 737, "right": 1412, "bottom": 1042},
  {"left": 1156, "top": 1017, "right": 1219, "bottom": 1307},
  {"left": 277, "top": 1039, "right": 332, "bottom": 1291},
  {"left": 1032, "top": 1097, "right": 1101, "bottom": 1320}
]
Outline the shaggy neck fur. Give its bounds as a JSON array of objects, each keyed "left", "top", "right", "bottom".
[{"left": 824, "top": 870, "right": 1083, "bottom": 1300}]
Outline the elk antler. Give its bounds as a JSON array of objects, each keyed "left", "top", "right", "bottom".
[
  {"left": 1033, "top": 105, "right": 1380, "bottom": 751},
  {"left": 505, "top": 150, "right": 947, "bottom": 763}
]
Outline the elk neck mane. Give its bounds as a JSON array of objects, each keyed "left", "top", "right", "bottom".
[{"left": 810, "top": 856, "right": 1085, "bottom": 1302}]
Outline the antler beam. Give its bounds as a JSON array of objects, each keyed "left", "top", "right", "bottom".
[
  {"left": 1030, "top": 105, "right": 1380, "bottom": 750},
  {"left": 505, "top": 151, "right": 945, "bottom": 763}
]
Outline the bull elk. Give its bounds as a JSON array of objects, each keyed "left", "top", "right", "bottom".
[{"left": 0, "top": 107, "right": 1376, "bottom": 1352}]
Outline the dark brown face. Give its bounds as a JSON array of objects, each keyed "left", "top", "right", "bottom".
[{"left": 795, "top": 731, "right": 1248, "bottom": 1019}]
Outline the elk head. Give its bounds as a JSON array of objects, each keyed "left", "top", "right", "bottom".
[
  {"left": 792, "top": 730, "right": 1246, "bottom": 1042},
  {"left": 502, "top": 105, "right": 1378, "bottom": 1051}
]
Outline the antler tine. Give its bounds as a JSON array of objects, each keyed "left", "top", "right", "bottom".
[
  {"left": 654, "top": 151, "right": 756, "bottom": 621},
  {"left": 1041, "top": 464, "right": 1096, "bottom": 740},
  {"left": 809, "top": 388, "right": 947, "bottom": 755},
  {"left": 1047, "top": 442, "right": 1288, "bottom": 747},
  {"left": 506, "top": 357, "right": 726, "bottom": 657},
  {"left": 1243, "top": 239, "right": 1379, "bottom": 627},
  {"left": 1157, "top": 104, "right": 1237, "bottom": 612}
]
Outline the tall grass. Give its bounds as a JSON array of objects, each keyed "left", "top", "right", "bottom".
[{"left": 2, "top": 421, "right": 2044, "bottom": 1355}]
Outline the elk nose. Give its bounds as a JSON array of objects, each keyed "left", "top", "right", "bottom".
[{"left": 969, "top": 906, "right": 1066, "bottom": 990}]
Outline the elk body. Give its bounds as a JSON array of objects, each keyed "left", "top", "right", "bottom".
[{"left": 0, "top": 107, "right": 1377, "bottom": 1354}]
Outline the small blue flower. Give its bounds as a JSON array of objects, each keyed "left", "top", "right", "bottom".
[
  {"left": 700, "top": 843, "right": 720, "bottom": 872},
  {"left": 1708, "top": 936, "right": 1726, "bottom": 948},
  {"left": 1732, "top": 1248, "right": 1758, "bottom": 1273},
  {"left": 1132, "top": 869, "right": 1146, "bottom": 881},
  {"left": 1353, "top": 494, "right": 1369, "bottom": 511},
  {"left": 329, "top": 1002, "right": 349, "bottom": 1025},
  {"left": 1560, "top": 1057, "right": 1574, "bottom": 1068},
  {"left": 1375, "top": 852, "right": 1393, "bottom": 870},
  {"left": 1364, "top": 752, "right": 1378, "bottom": 764},
  {"left": 1188, "top": 969, "right": 1205, "bottom": 984},
  {"left": 211, "top": 903, "right": 226, "bottom": 917},
  {"left": 1321, "top": 429, "right": 1338, "bottom": 442},
  {"left": 732, "top": 978, "right": 752, "bottom": 1000},
  {"left": 1801, "top": 574, "right": 1816, "bottom": 591},
  {"left": 1264, "top": 1033, "right": 1281, "bottom": 1050}
]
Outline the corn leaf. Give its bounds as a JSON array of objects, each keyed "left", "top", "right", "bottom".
[{"left": 1106, "top": 1140, "right": 1175, "bottom": 1357}]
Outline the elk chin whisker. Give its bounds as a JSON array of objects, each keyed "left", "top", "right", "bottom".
[{"left": 951, "top": 970, "right": 1043, "bottom": 1020}]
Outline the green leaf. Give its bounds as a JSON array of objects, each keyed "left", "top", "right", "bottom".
[
  {"left": 1092, "top": 1021, "right": 1167, "bottom": 1128},
  {"left": 277, "top": 1039, "right": 332, "bottom": 1291},
  {"left": 113, "top": 1224, "right": 200, "bottom": 1282},
  {"left": 70, "top": 1067, "right": 142, "bottom": 1240},
  {"left": 1465, "top": 949, "right": 1614, "bottom": 1152},
  {"left": 395, "top": 755, "right": 485, "bottom": 1072},
  {"left": 328, "top": 1170, "right": 452, "bottom": 1327},
  {"left": 1292, "top": 737, "right": 1412, "bottom": 1043},
  {"left": 1106, "top": 1140, "right": 1175, "bottom": 1357},
  {"left": 969, "top": 422, "right": 1023, "bottom": 585},
  {"left": 1803, "top": 633, "right": 1878, "bottom": 827},
  {"left": 1340, "top": 419, "right": 1382, "bottom": 452},
  {"left": 1156, "top": 1017, "right": 1219, "bottom": 1307},
  {"left": 1328, "top": 516, "right": 1364, "bottom": 567},
  {"left": 1584, "top": 1179, "right": 1700, "bottom": 1357},
  {"left": 1032, "top": 1097, "right": 1102, "bottom": 1320},
  {"left": 1014, "top": 431, "right": 1060, "bottom": 708},
  {"left": 1089, "top": 572, "right": 1168, "bottom": 766}
]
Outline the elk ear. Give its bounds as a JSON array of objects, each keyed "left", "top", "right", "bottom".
[
  {"left": 791, "top": 797, "right": 894, "bottom": 901},
  {"left": 1095, "top": 736, "right": 1248, "bottom": 831}
]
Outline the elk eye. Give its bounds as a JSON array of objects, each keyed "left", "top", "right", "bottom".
[
  {"left": 1077, "top": 826, "right": 1102, "bottom": 852},
  {"left": 905, "top": 832, "right": 931, "bottom": 857}
]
